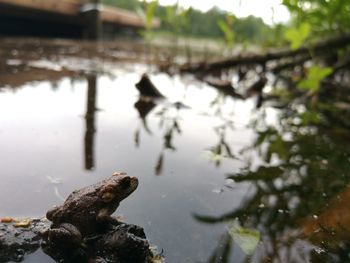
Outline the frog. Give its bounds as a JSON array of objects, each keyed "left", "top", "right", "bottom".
[{"left": 45, "top": 172, "right": 139, "bottom": 247}]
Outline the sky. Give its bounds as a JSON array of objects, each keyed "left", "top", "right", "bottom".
[{"left": 156, "top": 0, "right": 290, "bottom": 25}]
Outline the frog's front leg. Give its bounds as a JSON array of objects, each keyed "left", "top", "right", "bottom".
[
  {"left": 97, "top": 207, "right": 121, "bottom": 226},
  {"left": 47, "top": 223, "right": 83, "bottom": 248}
]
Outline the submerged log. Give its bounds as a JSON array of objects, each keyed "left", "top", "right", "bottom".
[
  {"left": 135, "top": 74, "right": 165, "bottom": 98},
  {"left": 180, "top": 34, "right": 350, "bottom": 73}
]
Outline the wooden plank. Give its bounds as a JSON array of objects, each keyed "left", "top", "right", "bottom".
[
  {"left": 101, "top": 6, "right": 160, "bottom": 28},
  {"left": 0, "top": 0, "right": 159, "bottom": 29},
  {"left": 0, "top": 0, "right": 79, "bottom": 16}
]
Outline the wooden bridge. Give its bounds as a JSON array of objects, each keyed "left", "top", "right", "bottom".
[{"left": 0, "top": 0, "right": 160, "bottom": 38}]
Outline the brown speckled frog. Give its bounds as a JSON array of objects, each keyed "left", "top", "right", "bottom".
[{"left": 46, "top": 172, "right": 138, "bottom": 247}]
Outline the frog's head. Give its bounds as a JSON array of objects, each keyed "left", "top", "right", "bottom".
[{"left": 100, "top": 172, "right": 139, "bottom": 203}]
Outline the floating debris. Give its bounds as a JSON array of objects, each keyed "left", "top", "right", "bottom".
[
  {"left": 212, "top": 188, "right": 224, "bottom": 194},
  {"left": 226, "top": 220, "right": 260, "bottom": 256},
  {"left": 14, "top": 219, "right": 31, "bottom": 228},
  {"left": 1, "top": 217, "right": 13, "bottom": 223}
]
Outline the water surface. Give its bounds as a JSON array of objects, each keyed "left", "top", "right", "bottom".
[{"left": 1, "top": 40, "right": 350, "bottom": 263}]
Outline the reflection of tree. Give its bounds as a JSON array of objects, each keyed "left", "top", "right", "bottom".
[
  {"left": 134, "top": 98, "right": 156, "bottom": 147},
  {"left": 208, "top": 233, "right": 232, "bottom": 263},
  {"left": 84, "top": 75, "right": 97, "bottom": 170},
  {"left": 205, "top": 93, "right": 237, "bottom": 167},
  {"left": 154, "top": 106, "right": 182, "bottom": 175},
  {"left": 134, "top": 98, "right": 183, "bottom": 175},
  {"left": 206, "top": 124, "right": 236, "bottom": 167},
  {"left": 196, "top": 102, "right": 350, "bottom": 262}
]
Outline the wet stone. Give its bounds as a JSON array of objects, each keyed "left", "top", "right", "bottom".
[
  {"left": 0, "top": 218, "right": 48, "bottom": 262},
  {"left": 0, "top": 219, "right": 157, "bottom": 263}
]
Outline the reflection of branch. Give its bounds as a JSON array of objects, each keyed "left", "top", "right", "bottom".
[
  {"left": 206, "top": 126, "right": 236, "bottom": 167},
  {"left": 180, "top": 34, "right": 350, "bottom": 73},
  {"left": 134, "top": 98, "right": 156, "bottom": 147},
  {"left": 195, "top": 107, "right": 350, "bottom": 262},
  {"left": 208, "top": 233, "right": 232, "bottom": 263},
  {"left": 154, "top": 106, "right": 182, "bottom": 175},
  {"left": 84, "top": 75, "right": 97, "bottom": 170},
  {"left": 163, "top": 118, "right": 181, "bottom": 151},
  {"left": 203, "top": 77, "right": 244, "bottom": 100},
  {"left": 155, "top": 152, "right": 164, "bottom": 176},
  {"left": 227, "top": 166, "right": 283, "bottom": 182},
  {"left": 134, "top": 98, "right": 156, "bottom": 120}
]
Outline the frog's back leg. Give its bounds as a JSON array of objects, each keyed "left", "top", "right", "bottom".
[{"left": 47, "top": 223, "right": 82, "bottom": 248}]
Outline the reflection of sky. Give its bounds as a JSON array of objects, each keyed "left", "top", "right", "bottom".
[{"left": 0, "top": 70, "right": 277, "bottom": 262}]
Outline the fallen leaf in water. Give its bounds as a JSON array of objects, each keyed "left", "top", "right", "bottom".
[
  {"left": 14, "top": 219, "right": 31, "bottom": 228},
  {"left": 227, "top": 221, "right": 260, "bottom": 255},
  {"left": 1, "top": 217, "right": 13, "bottom": 223}
]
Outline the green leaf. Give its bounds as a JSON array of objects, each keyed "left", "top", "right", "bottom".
[
  {"left": 284, "top": 23, "right": 310, "bottom": 50},
  {"left": 268, "top": 135, "right": 287, "bottom": 161},
  {"left": 298, "top": 65, "right": 333, "bottom": 92},
  {"left": 300, "top": 111, "right": 322, "bottom": 125},
  {"left": 145, "top": 1, "right": 158, "bottom": 31},
  {"left": 227, "top": 221, "right": 260, "bottom": 255},
  {"left": 165, "top": 6, "right": 175, "bottom": 22},
  {"left": 217, "top": 17, "right": 235, "bottom": 47}
]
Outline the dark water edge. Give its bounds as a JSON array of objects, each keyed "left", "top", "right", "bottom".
[{"left": 1, "top": 38, "right": 350, "bottom": 263}]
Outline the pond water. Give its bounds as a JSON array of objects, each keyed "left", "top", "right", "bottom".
[{"left": 1, "top": 40, "right": 350, "bottom": 263}]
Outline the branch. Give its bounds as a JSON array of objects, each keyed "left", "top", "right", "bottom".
[{"left": 180, "top": 34, "right": 350, "bottom": 73}]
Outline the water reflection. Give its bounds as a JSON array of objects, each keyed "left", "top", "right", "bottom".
[
  {"left": 134, "top": 98, "right": 184, "bottom": 175},
  {"left": 84, "top": 75, "right": 98, "bottom": 170},
  {"left": 194, "top": 99, "right": 350, "bottom": 262},
  {"left": 1, "top": 53, "right": 350, "bottom": 262},
  {"left": 154, "top": 105, "right": 183, "bottom": 175},
  {"left": 208, "top": 233, "right": 232, "bottom": 263},
  {"left": 206, "top": 124, "right": 236, "bottom": 167},
  {"left": 134, "top": 98, "right": 156, "bottom": 146}
]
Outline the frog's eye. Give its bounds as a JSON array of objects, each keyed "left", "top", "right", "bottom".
[
  {"left": 102, "top": 192, "right": 115, "bottom": 202},
  {"left": 120, "top": 177, "right": 131, "bottom": 189}
]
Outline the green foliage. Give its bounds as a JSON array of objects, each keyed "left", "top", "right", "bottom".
[
  {"left": 136, "top": 1, "right": 158, "bottom": 41},
  {"left": 102, "top": 0, "right": 141, "bottom": 11},
  {"left": 227, "top": 221, "right": 260, "bottom": 255},
  {"left": 298, "top": 65, "right": 333, "bottom": 92},
  {"left": 282, "top": 0, "right": 350, "bottom": 35},
  {"left": 300, "top": 111, "right": 322, "bottom": 125},
  {"left": 234, "top": 16, "right": 272, "bottom": 44},
  {"left": 102, "top": 0, "right": 277, "bottom": 45},
  {"left": 284, "top": 22, "right": 310, "bottom": 49},
  {"left": 145, "top": 1, "right": 158, "bottom": 32},
  {"left": 158, "top": 4, "right": 278, "bottom": 44},
  {"left": 161, "top": 4, "right": 189, "bottom": 35},
  {"left": 217, "top": 15, "right": 235, "bottom": 47}
]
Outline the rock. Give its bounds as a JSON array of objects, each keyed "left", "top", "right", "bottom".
[{"left": 0, "top": 219, "right": 158, "bottom": 263}]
